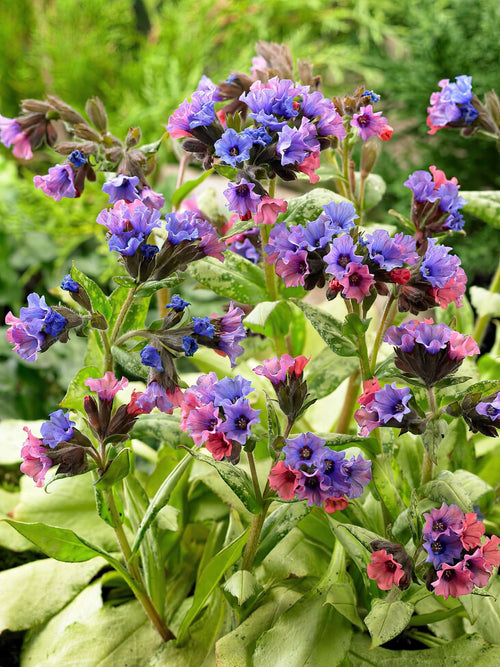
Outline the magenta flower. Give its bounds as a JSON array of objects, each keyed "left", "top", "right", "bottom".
[
  {"left": 431, "top": 561, "right": 474, "bottom": 599},
  {"left": 204, "top": 433, "right": 232, "bottom": 461},
  {"left": 351, "top": 105, "right": 388, "bottom": 141},
  {"left": 448, "top": 331, "right": 480, "bottom": 360},
  {"left": 423, "top": 502, "right": 465, "bottom": 541},
  {"left": 460, "top": 513, "right": 485, "bottom": 550},
  {"left": 338, "top": 262, "right": 375, "bottom": 303},
  {"left": 367, "top": 549, "right": 404, "bottom": 590},
  {"left": 0, "top": 115, "right": 33, "bottom": 159},
  {"left": 253, "top": 354, "right": 296, "bottom": 385},
  {"left": 20, "top": 427, "right": 53, "bottom": 487},
  {"left": 85, "top": 372, "right": 129, "bottom": 402},
  {"left": 33, "top": 164, "right": 76, "bottom": 201},
  {"left": 254, "top": 196, "right": 288, "bottom": 225},
  {"left": 268, "top": 460, "right": 299, "bottom": 501},
  {"left": 185, "top": 402, "right": 221, "bottom": 447},
  {"left": 463, "top": 549, "right": 492, "bottom": 588},
  {"left": 275, "top": 250, "right": 310, "bottom": 288}
]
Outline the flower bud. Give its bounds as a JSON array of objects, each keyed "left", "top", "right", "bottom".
[
  {"left": 85, "top": 97, "right": 108, "bottom": 132},
  {"left": 126, "top": 127, "right": 142, "bottom": 148},
  {"left": 360, "top": 136, "right": 381, "bottom": 177}
]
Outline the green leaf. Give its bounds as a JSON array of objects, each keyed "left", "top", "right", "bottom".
[
  {"left": 113, "top": 275, "right": 136, "bottom": 288},
  {"left": 255, "top": 502, "right": 311, "bottom": 564},
  {"left": 176, "top": 529, "right": 249, "bottom": 644},
  {"left": 221, "top": 217, "right": 260, "bottom": 240},
  {"left": 71, "top": 264, "right": 111, "bottom": 318},
  {"left": 131, "top": 413, "right": 193, "bottom": 449},
  {"left": 30, "top": 600, "right": 163, "bottom": 666},
  {"left": 292, "top": 300, "right": 357, "bottom": 357},
  {"left": 171, "top": 168, "right": 214, "bottom": 208},
  {"left": 460, "top": 578, "right": 500, "bottom": 643},
  {"left": 450, "top": 470, "right": 494, "bottom": 513},
  {"left": 321, "top": 539, "right": 364, "bottom": 629},
  {"left": 224, "top": 569, "right": 261, "bottom": 605},
  {"left": 461, "top": 190, "right": 500, "bottom": 229},
  {"left": 357, "top": 172, "right": 386, "bottom": 211},
  {"left": 306, "top": 350, "right": 358, "bottom": 400},
  {"left": 188, "top": 254, "right": 268, "bottom": 304},
  {"left": 455, "top": 379, "right": 500, "bottom": 399},
  {"left": 330, "top": 521, "right": 381, "bottom": 574},
  {"left": 93, "top": 448, "right": 132, "bottom": 490},
  {"left": 282, "top": 188, "right": 349, "bottom": 226},
  {"left": 59, "top": 365, "right": 103, "bottom": 411},
  {"left": 0, "top": 558, "right": 104, "bottom": 632},
  {"left": 253, "top": 596, "right": 353, "bottom": 667},
  {"left": 0, "top": 419, "right": 43, "bottom": 466},
  {"left": 244, "top": 300, "right": 292, "bottom": 337},
  {"left": 131, "top": 454, "right": 191, "bottom": 556},
  {"left": 422, "top": 470, "right": 474, "bottom": 512},
  {"left": 365, "top": 598, "right": 415, "bottom": 648},
  {"left": 181, "top": 446, "right": 261, "bottom": 514},
  {"left": 372, "top": 454, "right": 406, "bottom": 521},
  {"left": 470, "top": 286, "right": 500, "bottom": 318},
  {"left": 213, "top": 164, "right": 239, "bottom": 180},
  {"left": 135, "top": 276, "right": 181, "bottom": 297}
]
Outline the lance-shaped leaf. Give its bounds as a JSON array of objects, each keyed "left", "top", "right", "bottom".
[
  {"left": 71, "top": 264, "right": 111, "bottom": 318},
  {"left": 255, "top": 502, "right": 311, "bottom": 565},
  {"left": 365, "top": 598, "right": 414, "bottom": 648},
  {"left": 171, "top": 168, "right": 214, "bottom": 208},
  {"left": 188, "top": 253, "right": 268, "bottom": 304},
  {"left": 292, "top": 300, "right": 357, "bottom": 357},
  {"left": 461, "top": 190, "right": 500, "bottom": 229},
  {"left": 93, "top": 448, "right": 132, "bottom": 490}
]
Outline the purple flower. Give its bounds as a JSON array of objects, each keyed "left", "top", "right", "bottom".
[
  {"left": 34, "top": 164, "right": 76, "bottom": 201},
  {"left": 300, "top": 92, "right": 346, "bottom": 139},
  {"left": 61, "top": 275, "right": 79, "bottom": 292},
  {"left": 265, "top": 223, "right": 299, "bottom": 264},
  {"left": 321, "top": 201, "right": 359, "bottom": 234},
  {"left": 319, "top": 449, "right": 351, "bottom": 496},
  {"left": 215, "top": 302, "right": 246, "bottom": 367},
  {"left": 275, "top": 249, "right": 310, "bottom": 288},
  {"left": 423, "top": 531, "right": 464, "bottom": 568},
  {"left": 140, "top": 345, "right": 163, "bottom": 371},
  {"left": 241, "top": 126, "right": 272, "bottom": 146},
  {"left": 223, "top": 179, "right": 261, "bottom": 217},
  {"left": 324, "top": 234, "right": 362, "bottom": 279},
  {"left": 212, "top": 376, "right": 253, "bottom": 407},
  {"left": 342, "top": 455, "right": 372, "bottom": 499},
  {"left": 422, "top": 502, "right": 465, "bottom": 541},
  {"left": 136, "top": 381, "right": 174, "bottom": 414},
  {"left": 276, "top": 125, "right": 311, "bottom": 166},
  {"left": 414, "top": 322, "right": 451, "bottom": 354},
  {"left": 299, "top": 217, "right": 336, "bottom": 251},
  {"left": 441, "top": 75, "right": 473, "bottom": 104},
  {"left": 476, "top": 396, "right": 500, "bottom": 421},
  {"left": 166, "top": 294, "right": 191, "bottom": 312},
  {"left": 5, "top": 312, "right": 44, "bottom": 362},
  {"left": 220, "top": 398, "right": 260, "bottom": 444},
  {"left": 351, "top": 105, "right": 387, "bottom": 141},
  {"left": 214, "top": 128, "right": 252, "bottom": 167},
  {"left": 182, "top": 336, "right": 198, "bottom": 356},
  {"left": 102, "top": 175, "right": 140, "bottom": 204},
  {"left": 194, "top": 217, "right": 226, "bottom": 262},
  {"left": 185, "top": 402, "right": 221, "bottom": 446},
  {"left": 40, "top": 409, "right": 75, "bottom": 448},
  {"left": 371, "top": 383, "right": 411, "bottom": 424},
  {"left": 192, "top": 316, "right": 215, "bottom": 338},
  {"left": 420, "top": 239, "right": 461, "bottom": 288},
  {"left": 141, "top": 244, "right": 159, "bottom": 259},
  {"left": 164, "top": 210, "right": 199, "bottom": 244},
  {"left": 404, "top": 170, "right": 436, "bottom": 202},
  {"left": 283, "top": 432, "right": 326, "bottom": 470},
  {"left": 338, "top": 262, "right": 375, "bottom": 303},
  {"left": 296, "top": 468, "right": 331, "bottom": 507},
  {"left": 230, "top": 237, "right": 260, "bottom": 264},
  {"left": 364, "top": 229, "right": 414, "bottom": 271},
  {"left": 139, "top": 187, "right": 165, "bottom": 211},
  {"left": 0, "top": 115, "right": 33, "bottom": 159}
]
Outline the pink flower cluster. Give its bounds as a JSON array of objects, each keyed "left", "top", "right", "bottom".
[{"left": 253, "top": 354, "right": 309, "bottom": 385}]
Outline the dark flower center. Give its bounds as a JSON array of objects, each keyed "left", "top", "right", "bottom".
[
  {"left": 236, "top": 184, "right": 249, "bottom": 197},
  {"left": 338, "top": 254, "right": 350, "bottom": 268},
  {"left": 433, "top": 520, "right": 446, "bottom": 532},
  {"left": 486, "top": 405, "right": 496, "bottom": 416},
  {"left": 235, "top": 415, "right": 249, "bottom": 430},
  {"left": 209, "top": 418, "right": 218, "bottom": 430},
  {"left": 323, "top": 458, "right": 334, "bottom": 473},
  {"left": 386, "top": 560, "right": 397, "bottom": 572},
  {"left": 357, "top": 114, "right": 369, "bottom": 127},
  {"left": 298, "top": 261, "right": 307, "bottom": 274},
  {"left": 431, "top": 539, "right": 444, "bottom": 554},
  {"left": 305, "top": 476, "right": 319, "bottom": 489},
  {"left": 229, "top": 146, "right": 240, "bottom": 156},
  {"left": 349, "top": 273, "right": 361, "bottom": 286},
  {"left": 299, "top": 445, "right": 313, "bottom": 460},
  {"left": 394, "top": 401, "right": 406, "bottom": 413},
  {"left": 443, "top": 569, "right": 456, "bottom": 581}
]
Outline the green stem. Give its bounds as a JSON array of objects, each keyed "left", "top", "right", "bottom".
[
  {"left": 472, "top": 259, "right": 500, "bottom": 347},
  {"left": 99, "top": 330, "right": 114, "bottom": 373},
  {"left": 247, "top": 451, "right": 263, "bottom": 505},
  {"left": 370, "top": 293, "right": 397, "bottom": 374},
  {"left": 334, "top": 370, "right": 360, "bottom": 433},
  {"left": 351, "top": 302, "right": 371, "bottom": 382},
  {"left": 104, "top": 488, "right": 174, "bottom": 642},
  {"left": 110, "top": 286, "right": 138, "bottom": 344},
  {"left": 405, "top": 629, "right": 446, "bottom": 648},
  {"left": 408, "top": 606, "right": 465, "bottom": 627},
  {"left": 114, "top": 328, "right": 152, "bottom": 347},
  {"left": 342, "top": 136, "right": 353, "bottom": 202},
  {"left": 421, "top": 450, "right": 434, "bottom": 486},
  {"left": 240, "top": 497, "right": 272, "bottom": 572}
]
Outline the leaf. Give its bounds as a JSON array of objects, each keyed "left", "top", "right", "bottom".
[
  {"left": 330, "top": 521, "right": 381, "bottom": 574},
  {"left": 181, "top": 446, "right": 261, "bottom": 514},
  {"left": 188, "top": 254, "right": 268, "bottom": 304},
  {"left": 357, "top": 172, "right": 386, "bottom": 211},
  {"left": 131, "top": 454, "right": 191, "bottom": 556},
  {"left": 244, "top": 300, "right": 292, "bottom": 337},
  {"left": 450, "top": 469, "right": 494, "bottom": 512},
  {"left": 305, "top": 349, "right": 358, "bottom": 400},
  {"left": 422, "top": 470, "right": 473, "bottom": 512},
  {"left": 135, "top": 276, "right": 181, "bottom": 297},
  {"left": 176, "top": 529, "right": 249, "bottom": 644},
  {"left": 171, "top": 168, "right": 214, "bottom": 208},
  {"left": 31, "top": 600, "right": 163, "bottom": 667},
  {"left": 0, "top": 558, "right": 104, "bottom": 632},
  {"left": 326, "top": 582, "right": 364, "bottom": 629},
  {"left": 213, "top": 164, "right": 239, "bottom": 180},
  {"left": 253, "top": 596, "right": 353, "bottom": 667},
  {"left": 292, "top": 300, "right": 357, "bottom": 357},
  {"left": 282, "top": 188, "right": 350, "bottom": 226},
  {"left": 461, "top": 190, "right": 500, "bottom": 229},
  {"left": 255, "top": 502, "right": 311, "bottom": 565},
  {"left": 113, "top": 275, "right": 136, "bottom": 287},
  {"left": 224, "top": 569, "right": 261, "bottom": 605},
  {"left": 71, "top": 264, "right": 111, "bottom": 318},
  {"left": 460, "top": 578, "right": 500, "bottom": 643},
  {"left": 470, "top": 285, "right": 500, "bottom": 318},
  {"left": 364, "top": 598, "right": 415, "bottom": 648},
  {"left": 455, "top": 379, "right": 500, "bottom": 399},
  {"left": 59, "top": 365, "right": 103, "bottom": 411},
  {"left": 131, "top": 413, "right": 193, "bottom": 449},
  {"left": 93, "top": 448, "right": 132, "bottom": 490},
  {"left": 371, "top": 454, "right": 406, "bottom": 521},
  {"left": 0, "top": 419, "right": 43, "bottom": 466}
]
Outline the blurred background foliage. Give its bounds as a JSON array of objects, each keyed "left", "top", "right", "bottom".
[{"left": 1, "top": 0, "right": 500, "bottom": 418}]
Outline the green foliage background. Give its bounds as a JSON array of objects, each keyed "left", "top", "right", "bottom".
[{"left": 1, "top": 0, "right": 500, "bottom": 419}]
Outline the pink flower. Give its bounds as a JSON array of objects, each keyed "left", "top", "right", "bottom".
[
  {"left": 378, "top": 124, "right": 393, "bottom": 141},
  {"left": 351, "top": 105, "right": 388, "bottom": 141},
  {"left": 85, "top": 372, "right": 129, "bottom": 402},
  {"left": 20, "top": 427, "right": 53, "bottom": 487},
  {"left": 431, "top": 561, "right": 474, "bottom": 599},
  {"left": 460, "top": 513, "right": 485, "bottom": 550},
  {"left": 390, "top": 268, "right": 411, "bottom": 285},
  {"left": 367, "top": 549, "right": 404, "bottom": 590},
  {"left": 354, "top": 406, "right": 379, "bottom": 436},
  {"left": 357, "top": 378, "right": 381, "bottom": 406},
  {"left": 268, "top": 460, "right": 299, "bottom": 500},
  {"left": 253, "top": 355, "right": 295, "bottom": 384},
  {"left": 448, "top": 331, "right": 479, "bottom": 360},
  {"left": 463, "top": 549, "right": 492, "bottom": 588},
  {"left": 290, "top": 355, "right": 310, "bottom": 377},
  {"left": 481, "top": 535, "right": 500, "bottom": 567},
  {"left": 254, "top": 196, "right": 288, "bottom": 225},
  {"left": 430, "top": 267, "right": 467, "bottom": 309},
  {"left": 205, "top": 432, "right": 232, "bottom": 460},
  {"left": 339, "top": 262, "right": 375, "bottom": 303},
  {"left": 184, "top": 402, "right": 221, "bottom": 446},
  {"left": 296, "top": 151, "right": 320, "bottom": 183},
  {"left": 0, "top": 115, "right": 33, "bottom": 160},
  {"left": 324, "top": 496, "right": 348, "bottom": 513},
  {"left": 429, "top": 165, "right": 458, "bottom": 189}
]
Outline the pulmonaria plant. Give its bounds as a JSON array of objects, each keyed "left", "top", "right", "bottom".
[{"left": 3, "top": 45, "right": 500, "bottom": 658}]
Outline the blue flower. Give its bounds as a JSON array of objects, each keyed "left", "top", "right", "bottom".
[
  {"left": 182, "top": 336, "right": 198, "bottom": 356},
  {"left": 321, "top": 201, "right": 359, "bottom": 233},
  {"left": 61, "top": 275, "right": 79, "bottom": 293},
  {"left": 40, "top": 409, "right": 75, "bottom": 448},
  {"left": 212, "top": 376, "right": 253, "bottom": 407},
  {"left": 241, "top": 126, "right": 272, "bottom": 146},
  {"left": 371, "top": 383, "right": 411, "bottom": 424},
  {"left": 276, "top": 125, "right": 310, "bottom": 166},
  {"left": 68, "top": 150, "right": 87, "bottom": 167},
  {"left": 165, "top": 211, "right": 200, "bottom": 244},
  {"left": 166, "top": 295, "right": 191, "bottom": 312},
  {"left": 220, "top": 398, "right": 260, "bottom": 444},
  {"left": 102, "top": 174, "right": 139, "bottom": 204},
  {"left": 214, "top": 129, "right": 252, "bottom": 167},
  {"left": 423, "top": 531, "right": 464, "bottom": 568},
  {"left": 420, "top": 239, "right": 461, "bottom": 288},
  {"left": 140, "top": 344, "right": 163, "bottom": 371},
  {"left": 192, "top": 316, "right": 215, "bottom": 338},
  {"left": 141, "top": 244, "right": 159, "bottom": 259},
  {"left": 324, "top": 233, "right": 362, "bottom": 279},
  {"left": 283, "top": 432, "right": 326, "bottom": 470}
]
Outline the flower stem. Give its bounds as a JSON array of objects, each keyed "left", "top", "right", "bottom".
[
  {"left": 370, "top": 293, "right": 397, "bottom": 374},
  {"left": 472, "top": 258, "right": 500, "bottom": 347},
  {"left": 110, "top": 286, "right": 138, "bottom": 344},
  {"left": 241, "top": 493, "right": 272, "bottom": 572},
  {"left": 334, "top": 370, "right": 360, "bottom": 433},
  {"left": 99, "top": 330, "right": 114, "bottom": 373},
  {"left": 103, "top": 488, "right": 174, "bottom": 642},
  {"left": 420, "top": 450, "right": 434, "bottom": 486},
  {"left": 351, "top": 302, "right": 371, "bottom": 382},
  {"left": 247, "top": 451, "right": 263, "bottom": 505}
]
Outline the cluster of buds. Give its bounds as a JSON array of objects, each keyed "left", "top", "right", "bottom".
[
  {"left": 6, "top": 292, "right": 83, "bottom": 362},
  {"left": 180, "top": 372, "right": 261, "bottom": 462},
  {"left": 384, "top": 319, "right": 479, "bottom": 386},
  {"left": 427, "top": 75, "right": 500, "bottom": 140},
  {"left": 268, "top": 432, "right": 372, "bottom": 512},
  {"left": 354, "top": 378, "right": 425, "bottom": 436},
  {"left": 447, "top": 388, "right": 500, "bottom": 438}
]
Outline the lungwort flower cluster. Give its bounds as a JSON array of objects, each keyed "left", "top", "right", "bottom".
[
  {"left": 268, "top": 432, "right": 372, "bottom": 512},
  {"left": 180, "top": 372, "right": 261, "bottom": 462},
  {"left": 423, "top": 503, "right": 500, "bottom": 600},
  {"left": 384, "top": 319, "right": 479, "bottom": 386},
  {"left": 355, "top": 378, "right": 424, "bottom": 436},
  {"left": 427, "top": 76, "right": 478, "bottom": 135}
]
